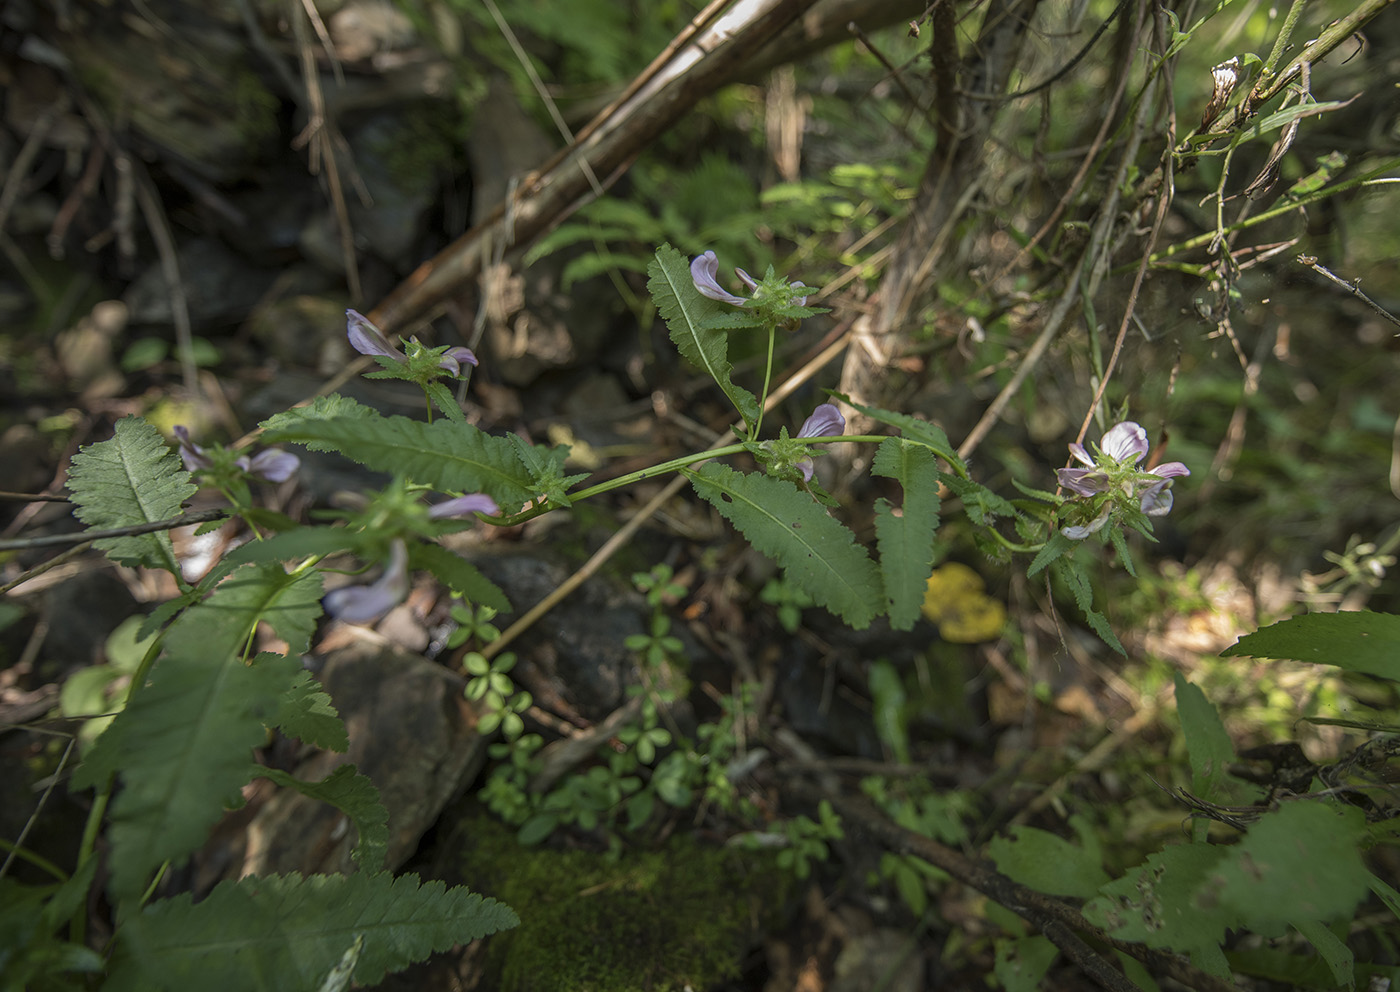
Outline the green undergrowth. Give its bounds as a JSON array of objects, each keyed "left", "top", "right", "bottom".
[{"left": 459, "top": 810, "right": 791, "bottom": 992}]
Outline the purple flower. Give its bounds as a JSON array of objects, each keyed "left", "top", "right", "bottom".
[
  {"left": 690, "top": 251, "right": 808, "bottom": 308},
  {"left": 347, "top": 309, "right": 404, "bottom": 360},
  {"left": 173, "top": 425, "right": 212, "bottom": 472},
  {"left": 690, "top": 251, "right": 748, "bottom": 305},
  {"left": 347, "top": 309, "right": 478, "bottom": 378},
  {"left": 428, "top": 493, "right": 500, "bottom": 519},
  {"left": 235, "top": 449, "right": 300, "bottom": 483},
  {"left": 1056, "top": 421, "right": 1190, "bottom": 538},
  {"left": 1139, "top": 461, "right": 1190, "bottom": 515},
  {"left": 437, "top": 346, "right": 479, "bottom": 377},
  {"left": 795, "top": 403, "right": 845, "bottom": 482},
  {"left": 323, "top": 539, "right": 410, "bottom": 623}
]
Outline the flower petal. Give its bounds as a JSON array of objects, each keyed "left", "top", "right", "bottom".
[
  {"left": 797, "top": 403, "right": 845, "bottom": 439},
  {"left": 1101, "top": 422, "right": 1149, "bottom": 465},
  {"left": 735, "top": 268, "right": 759, "bottom": 292},
  {"left": 1067, "top": 442, "right": 1094, "bottom": 467},
  {"left": 1139, "top": 480, "right": 1175, "bottom": 516},
  {"left": 346, "top": 309, "right": 403, "bottom": 360},
  {"left": 690, "top": 251, "right": 748, "bottom": 305},
  {"left": 428, "top": 493, "right": 501, "bottom": 519},
  {"left": 796, "top": 457, "right": 815, "bottom": 482},
  {"left": 1056, "top": 467, "right": 1107, "bottom": 496},
  {"left": 438, "top": 346, "right": 479, "bottom": 377},
  {"left": 1063, "top": 507, "right": 1112, "bottom": 539},
  {"left": 323, "top": 540, "right": 410, "bottom": 623},
  {"left": 242, "top": 449, "right": 300, "bottom": 483},
  {"left": 173, "top": 425, "right": 212, "bottom": 472},
  {"left": 1150, "top": 461, "right": 1190, "bottom": 480}
]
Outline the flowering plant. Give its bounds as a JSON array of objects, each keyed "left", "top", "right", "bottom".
[{"left": 1056, "top": 421, "right": 1190, "bottom": 540}]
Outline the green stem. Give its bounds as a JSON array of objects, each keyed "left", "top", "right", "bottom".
[
  {"left": 754, "top": 322, "right": 778, "bottom": 437},
  {"left": 487, "top": 433, "right": 915, "bottom": 528},
  {"left": 1260, "top": 0, "right": 1307, "bottom": 80}
]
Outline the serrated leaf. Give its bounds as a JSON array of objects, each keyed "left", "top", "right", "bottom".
[
  {"left": 687, "top": 463, "right": 882, "bottom": 628},
  {"left": 870, "top": 438, "right": 941, "bottom": 630},
  {"left": 257, "top": 765, "right": 388, "bottom": 872},
  {"left": 1201, "top": 802, "right": 1371, "bottom": 935},
  {"left": 408, "top": 543, "right": 510, "bottom": 613},
  {"left": 1084, "top": 842, "right": 1233, "bottom": 977},
  {"left": 1222, "top": 611, "right": 1400, "bottom": 681},
  {"left": 108, "top": 872, "right": 517, "bottom": 992},
  {"left": 423, "top": 381, "right": 466, "bottom": 423},
  {"left": 265, "top": 415, "right": 535, "bottom": 513},
  {"left": 648, "top": 244, "right": 759, "bottom": 427},
  {"left": 941, "top": 474, "right": 1016, "bottom": 526},
  {"left": 274, "top": 670, "right": 348, "bottom": 752},
  {"left": 988, "top": 825, "right": 1110, "bottom": 899},
  {"left": 1028, "top": 531, "right": 1075, "bottom": 577},
  {"left": 830, "top": 392, "right": 964, "bottom": 471},
  {"left": 1053, "top": 559, "right": 1124, "bottom": 654},
  {"left": 66, "top": 416, "right": 197, "bottom": 575},
  {"left": 260, "top": 395, "right": 378, "bottom": 452},
  {"left": 72, "top": 565, "right": 323, "bottom": 900}
]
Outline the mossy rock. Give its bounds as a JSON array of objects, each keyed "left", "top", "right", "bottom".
[{"left": 460, "top": 812, "right": 788, "bottom": 992}]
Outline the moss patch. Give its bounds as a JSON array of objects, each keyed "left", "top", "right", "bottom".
[{"left": 459, "top": 812, "right": 787, "bottom": 992}]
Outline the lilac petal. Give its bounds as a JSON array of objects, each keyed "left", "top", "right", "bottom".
[
  {"left": 1139, "top": 480, "right": 1175, "bottom": 516},
  {"left": 797, "top": 403, "right": 845, "bottom": 439},
  {"left": 1150, "top": 461, "right": 1190, "bottom": 480},
  {"left": 1063, "top": 507, "right": 1112, "bottom": 540},
  {"left": 1101, "top": 422, "right": 1149, "bottom": 465},
  {"left": 437, "top": 346, "right": 479, "bottom": 377},
  {"left": 796, "top": 457, "right": 815, "bottom": 482},
  {"left": 1067, "top": 442, "right": 1094, "bottom": 467},
  {"left": 173, "top": 425, "right": 212, "bottom": 472},
  {"left": 323, "top": 540, "right": 410, "bottom": 623},
  {"left": 690, "top": 251, "right": 748, "bottom": 305},
  {"left": 428, "top": 493, "right": 501, "bottom": 519},
  {"left": 735, "top": 268, "right": 759, "bottom": 292},
  {"left": 346, "top": 309, "right": 404, "bottom": 360},
  {"left": 1057, "top": 467, "right": 1107, "bottom": 497},
  {"left": 241, "top": 449, "right": 300, "bottom": 483}
]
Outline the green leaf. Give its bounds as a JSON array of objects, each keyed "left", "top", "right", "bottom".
[
  {"left": 1173, "top": 673, "right": 1236, "bottom": 805},
  {"left": 1053, "top": 559, "right": 1124, "bottom": 655},
  {"left": 260, "top": 395, "right": 378, "bottom": 452},
  {"left": 686, "top": 463, "right": 883, "bottom": 628},
  {"left": 830, "top": 392, "right": 964, "bottom": 471},
  {"left": 1222, "top": 611, "right": 1400, "bottom": 681},
  {"left": 1292, "top": 918, "right": 1354, "bottom": 989},
  {"left": 941, "top": 474, "right": 1016, "bottom": 526},
  {"left": 870, "top": 438, "right": 941, "bottom": 631},
  {"left": 506, "top": 436, "right": 590, "bottom": 507},
  {"left": 994, "top": 934, "right": 1058, "bottom": 992},
  {"left": 423, "top": 381, "right": 466, "bottom": 423},
  {"left": 265, "top": 414, "right": 535, "bottom": 513},
  {"left": 66, "top": 416, "right": 197, "bottom": 575},
  {"left": 108, "top": 872, "right": 517, "bottom": 992},
  {"left": 1201, "top": 802, "right": 1371, "bottom": 936},
  {"left": 72, "top": 564, "right": 323, "bottom": 900},
  {"left": 648, "top": 244, "right": 759, "bottom": 427},
  {"left": 224, "top": 527, "right": 366, "bottom": 567},
  {"left": 988, "top": 825, "right": 1110, "bottom": 899},
  {"left": 257, "top": 766, "right": 388, "bottom": 872},
  {"left": 274, "top": 671, "right": 348, "bottom": 752},
  {"left": 408, "top": 543, "right": 511, "bottom": 614},
  {"left": 1084, "top": 842, "right": 1233, "bottom": 977},
  {"left": 1027, "top": 531, "right": 1075, "bottom": 578}
]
